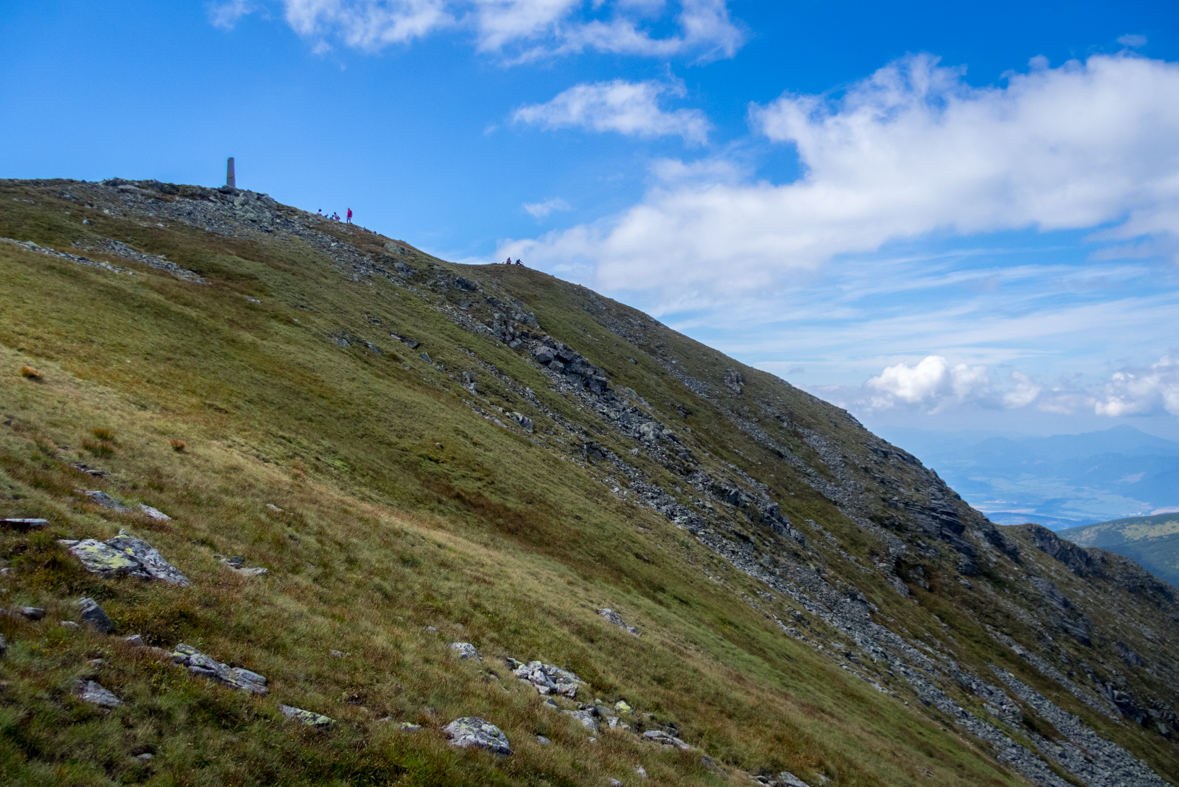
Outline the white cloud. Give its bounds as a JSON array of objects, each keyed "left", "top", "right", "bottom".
[
  {"left": 209, "top": 0, "right": 256, "bottom": 30},
  {"left": 866, "top": 355, "right": 995, "bottom": 410},
  {"left": 282, "top": 0, "right": 452, "bottom": 49},
  {"left": 1118, "top": 34, "right": 1147, "bottom": 49},
  {"left": 1096, "top": 355, "right": 1179, "bottom": 416},
  {"left": 523, "top": 197, "right": 572, "bottom": 218},
  {"left": 513, "top": 79, "right": 711, "bottom": 144},
  {"left": 503, "top": 53, "right": 1179, "bottom": 301},
  {"left": 224, "top": 0, "right": 742, "bottom": 60}
]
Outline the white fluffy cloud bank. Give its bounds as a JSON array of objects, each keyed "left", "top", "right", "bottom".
[
  {"left": 212, "top": 0, "right": 742, "bottom": 59},
  {"left": 502, "top": 53, "right": 1179, "bottom": 299},
  {"left": 513, "top": 79, "right": 711, "bottom": 144},
  {"left": 857, "top": 354, "right": 1179, "bottom": 419},
  {"left": 1097, "top": 355, "right": 1179, "bottom": 417}
]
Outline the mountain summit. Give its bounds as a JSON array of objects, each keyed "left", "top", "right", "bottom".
[{"left": 1, "top": 178, "right": 1177, "bottom": 786}]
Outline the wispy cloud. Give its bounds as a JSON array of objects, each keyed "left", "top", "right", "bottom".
[
  {"left": 215, "top": 0, "right": 742, "bottom": 61},
  {"left": 523, "top": 197, "right": 571, "bottom": 218},
  {"left": 208, "top": 0, "right": 256, "bottom": 30},
  {"left": 513, "top": 79, "right": 711, "bottom": 144},
  {"left": 502, "top": 53, "right": 1179, "bottom": 302}
]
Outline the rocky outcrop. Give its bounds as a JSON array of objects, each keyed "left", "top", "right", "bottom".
[
  {"left": 1014, "top": 524, "right": 1176, "bottom": 605},
  {"left": 506, "top": 658, "right": 583, "bottom": 698}
]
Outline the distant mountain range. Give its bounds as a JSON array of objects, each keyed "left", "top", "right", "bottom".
[
  {"left": 1058, "top": 513, "right": 1179, "bottom": 589},
  {"left": 875, "top": 424, "right": 1179, "bottom": 529}
]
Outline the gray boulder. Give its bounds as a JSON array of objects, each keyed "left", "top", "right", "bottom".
[
  {"left": 566, "top": 708, "right": 598, "bottom": 733},
  {"left": 443, "top": 716, "right": 512, "bottom": 756},
  {"left": 105, "top": 530, "right": 191, "bottom": 586},
  {"left": 78, "top": 490, "right": 131, "bottom": 513},
  {"left": 450, "top": 642, "right": 481, "bottom": 661},
  {"left": 78, "top": 597, "right": 114, "bottom": 634},
  {"left": 77, "top": 680, "right": 120, "bottom": 708},
  {"left": 137, "top": 504, "right": 171, "bottom": 521}
]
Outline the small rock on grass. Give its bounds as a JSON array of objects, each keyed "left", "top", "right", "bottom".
[
  {"left": 450, "top": 642, "right": 481, "bottom": 661},
  {"left": 597, "top": 608, "right": 640, "bottom": 637},
  {"left": 279, "top": 704, "right": 334, "bottom": 729},
  {"left": 137, "top": 503, "right": 171, "bottom": 521},
  {"left": 443, "top": 717, "right": 512, "bottom": 756},
  {"left": 634, "top": 765, "right": 648, "bottom": 779},
  {"left": 78, "top": 597, "right": 114, "bottom": 634},
  {"left": 77, "top": 680, "right": 120, "bottom": 708}
]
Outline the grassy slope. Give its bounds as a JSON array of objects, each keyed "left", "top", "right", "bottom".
[
  {"left": 1058, "top": 513, "right": 1179, "bottom": 589},
  {"left": 0, "top": 180, "right": 1169, "bottom": 786}
]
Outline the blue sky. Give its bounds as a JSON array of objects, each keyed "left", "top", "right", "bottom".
[{"left": 4, "top": 0, "right": 1179, "bottom": 439}]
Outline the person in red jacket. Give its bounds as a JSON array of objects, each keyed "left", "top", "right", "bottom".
[{"left": 346, "top": 208, "right": 353, "bottom": 224}]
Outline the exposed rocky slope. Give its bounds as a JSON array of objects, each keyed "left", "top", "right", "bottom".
[{"left": 1, "top": 177, "right": 1177, "bottom": 786}]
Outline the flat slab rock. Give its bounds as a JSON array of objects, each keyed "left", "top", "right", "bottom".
[
  {"left": 443, "top": 716, "right": 513, "bottom": 756},
  {"left": 0, "top": 517, "right": 49, "bottom": 531},
  {"left": 65, "top": 529, "right": 190, "bottom": 586},
  {"left": 77, "top": 680, "right": 121, "bottom": 708},
  {"left": 280, "top": 704, "right": 333, "bottom": 728},
  {"left": 171, "top": 643, "right": 267, "bottom": 694}
]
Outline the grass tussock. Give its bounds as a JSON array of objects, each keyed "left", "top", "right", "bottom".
[{"left": 20, "top": 365, "right": 42, "bottom": 380}]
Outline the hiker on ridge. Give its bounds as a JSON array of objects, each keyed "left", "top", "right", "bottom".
[{"left": 346, "top": 208, "right": 353, "bottom": 224}]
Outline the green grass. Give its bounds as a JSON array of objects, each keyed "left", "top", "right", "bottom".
[{"left": 0, "top": 179, "right": 1169, "bottom": 786}]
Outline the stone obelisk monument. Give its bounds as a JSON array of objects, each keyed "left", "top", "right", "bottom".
[{"left": 226, "top": 157, "right": 236, "bottom": 189}]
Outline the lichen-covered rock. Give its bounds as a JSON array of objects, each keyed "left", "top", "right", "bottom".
[
  {"left": 77, "top": 680, "right": 120, "bottom": 708},
  {"left": 68, "top": 530, "right": 189, "bottom": 585},
  {"left": 104, "top": 530, "right": 190, "bottom": 586},
  {"left": 449, "top": 642, "right": 481, "bottom": 661},
  {"left": 597, "top": 608, "right": 640, "bottom": 637},
  {"left": 68, "top": 539, "right": 145, "bottom": 579},
  {"left": 279, "top": 704, "right": 333, "bottom": 728},
  {"left": 171, "top": 643, "right": 268, "bottom": 694},
  {"left": 78, "top": 597, "right": 114, "bottom": 634},
  {"left": 443, "top": 716, "right": 512, "bottom": 755}
]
